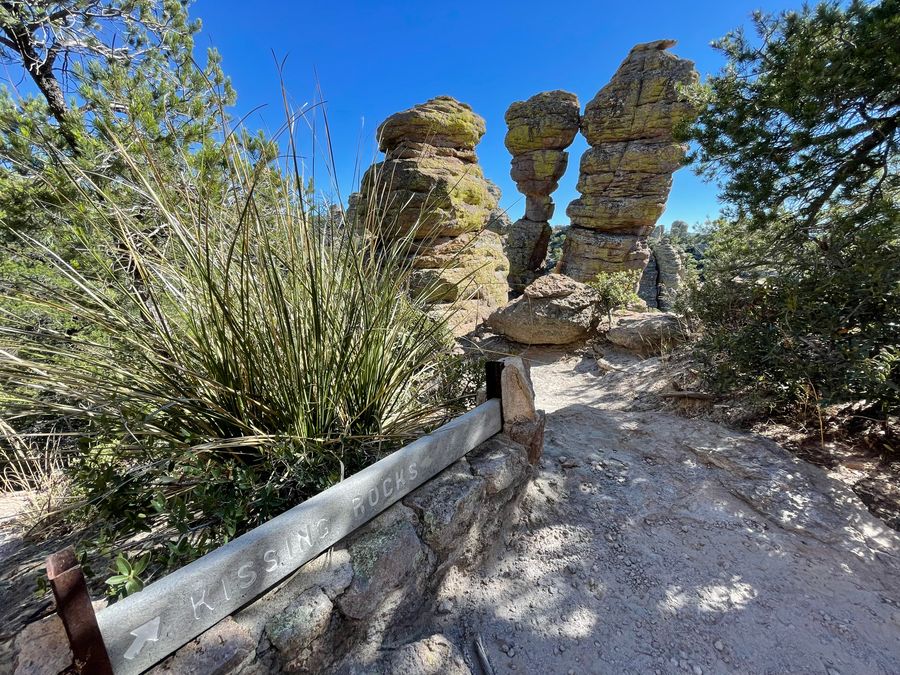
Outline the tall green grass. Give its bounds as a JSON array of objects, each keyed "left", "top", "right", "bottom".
[{"left": 0, "top": 103, "right": 475, "bottom": 578}]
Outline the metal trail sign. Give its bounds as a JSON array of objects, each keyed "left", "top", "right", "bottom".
[{"left": 93, "top": 399, "right": 502, "bottom": 674}]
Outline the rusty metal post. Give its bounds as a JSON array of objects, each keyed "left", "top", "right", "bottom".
[
  {"left": 485, "top": 360, "right": 504, "bottom": 417},
  {"left": 46, "top": 547, "right": 113, "bottom": 675}
]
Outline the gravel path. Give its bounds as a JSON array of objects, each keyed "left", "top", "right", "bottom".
[{"left": 407, "top": 349, "right": 900, "bottom": 674}]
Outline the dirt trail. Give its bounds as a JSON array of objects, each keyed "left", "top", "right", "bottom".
[{"left": 399, "top": 349, "right": 900, "bottom": 674}]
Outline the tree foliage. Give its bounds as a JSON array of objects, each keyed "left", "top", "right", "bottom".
[
  {"left": 684, "top": 0, "right": 899, "bottom": 419},
  {"left": 588, "top": 270, "right": 641, "bottom": 325},
  {"left": 0, "top": 0, "right": 241, "bottom": 240}
]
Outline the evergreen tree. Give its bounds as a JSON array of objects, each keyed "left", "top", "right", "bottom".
[{"left": 684, "top": 0, "right": 899, "bottom": 417}]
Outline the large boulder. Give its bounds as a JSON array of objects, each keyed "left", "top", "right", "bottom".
[
  {"left": 503, "top": 91, "right": 580, "bottom": 291},
  {"left": 559, "top": 41, "right": 698, "bottom": 283},
  {"left": 487, "top": 273, "right": 600, "bottom": 345},
  {"left": 605, "top": 311, "right": 685, "bottom": 355}
]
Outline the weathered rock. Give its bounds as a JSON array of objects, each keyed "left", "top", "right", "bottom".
[
  {"left": 652, "top": 239, "right": 684, "bottom": 311},
  {"left": 559, "top": 227, "right": 650, "bottom": 279},
  {"left": 468, "top": 435, "right": 530, "bottom": 495},
  {"left": 638, "top": 249, "right": 660, "bottom": 309},
  {"left": 504, "top": 91, "right": 580, "bottom": 290},
  {"left": 505, "top": 90, "right": 581, "bottom": 154},
  {"left": 404, "top": 461, "right": 485, "bottom": 558},
  {"left": 580, "top": 40, "right": 698, "bottom": 145},
  {"left": 12, "top": 615, "right": 71, "bottom": 675},
  {"left": 559, "top": 41, "right": 698, "bottom": 282},
  {"left": 265, "top": 587, "right": 333, "bottom": 660},
  {"left": 388, "top": 635, "right": 471, "bottom": 674},
  {"left": 637, "top": 237, "right": 685, "bottom": 311},
  {"left": 409, "top": 230, "right": 509, "bottom": 308},
  {"left": 377, "top": 96, "right": 485, "bottom": 161},
  {"left": 337, "top": 503, "right": 430, "bottom": 620},
  {"left": 484, "top": 180, "right": 512, "bottom": 235},
  {"left": 360, "top": 155, "right": 496, "bottom": 240},
  {"left": 149, "top": 617, "right": 256, "bottom": 675},
  {"left": 499, "top": 356, "right": 537, "bottom": 424},
  {"left": 488, "top": 274, "right": 600, "bottom": 345},
  {"left": 355, "top": 96, "right": 510, "bottom": 334},
  {"left": 605, "top": 311, "right": 685, "bottom": 355},
  {"left": 504, "top": 412, "right": 546, "bottom": 465},
  {"left": 505, "top": 218, "right": 552, "bottom": 289}
]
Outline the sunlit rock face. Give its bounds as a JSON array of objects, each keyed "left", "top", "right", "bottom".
[
  {"left": 559, "top": 40, "right": 698, "bottom": 282},
  {"left": 503, "top": 90, "right": 580, "bottom": 291},
  {"left": 354, "top": 96, "right": 510, "bottom": 335}
]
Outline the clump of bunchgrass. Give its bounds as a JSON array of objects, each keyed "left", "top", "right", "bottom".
[{"left": 0, "top": 102, "right": 475, "bottom": 580}]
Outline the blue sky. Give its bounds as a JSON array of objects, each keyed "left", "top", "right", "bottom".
[{"left": 204, "top": 2, "right": 799, "bottom": 227}]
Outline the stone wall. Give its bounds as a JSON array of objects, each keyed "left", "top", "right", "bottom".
[{"left": 11, "top": 361, "right": 543, "bottom": 675}]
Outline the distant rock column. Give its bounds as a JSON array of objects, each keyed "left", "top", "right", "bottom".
[
  {"left": 503, "top": 91, "right": 580, "bottom": 291},
  {"left": 558, "top": 40, "right": 698, "bottom": 282},
  {"left": 637, "top": 249, "right": 660, "bottom": 309},
  {"left": 637, "top": 238, "right": 685, "bottom": 310},
  {"left": 652, "top": 238, "right": 684, "bottom": 311},
  {"left": 355, "top": 96, "right": 510, "bottom": 335}
]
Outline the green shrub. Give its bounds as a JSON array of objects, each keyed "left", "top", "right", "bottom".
[
  {"left": 682, "top": 0, "right": 900, "bottom": 423},
  {"left": 588, "top": 270, "right": 642, "bottom": 324},
  {"left": 686, "top": 215, "right": 900, "bottom": 416},
  {"left": 0, "top": 116, "right": 474, "bottom": 585}
]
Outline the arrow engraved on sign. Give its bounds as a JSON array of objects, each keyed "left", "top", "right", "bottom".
[{"left": 123, "top": 616, "right": 161, "bottom": 661}]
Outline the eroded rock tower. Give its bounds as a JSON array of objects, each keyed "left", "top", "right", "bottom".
[
  {"left": 558, "top": 40, "right": 698, "bottom": 282},
  {"left": 355, "top": 96, "right": 510, "bottom": 334},
  {"left": 504, "top": 91, "right": 581, "bottom": 291}
]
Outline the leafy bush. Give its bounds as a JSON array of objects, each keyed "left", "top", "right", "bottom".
[
  {"left": 683, "top": 0, "right": 900, "bottom": 422},
  {"left": 0, "top": 111, "right": 474, "bottom": 584},
  {"left": 588, "top": 270, "right": 642, "bottom": 324}
]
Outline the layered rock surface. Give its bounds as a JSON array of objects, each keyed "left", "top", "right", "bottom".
[
  {"left": 504, "top": 91, "right": 580, "bottom": 290},
  {"left": 488, "top": 273, "right": 600, "bottom": 345},
  {"left": 354, "top": 96, "right": 510, "bottom": 334},
  {"left": 638, "top": 238, "right": 685, "bottom": 311},
  {"left": 559, "top": 40, "right": 698, "bottom": 282}
]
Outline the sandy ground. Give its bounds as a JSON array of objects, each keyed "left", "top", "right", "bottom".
[{"left": 398, "top": 348, "right": 900, "bottom": 675}]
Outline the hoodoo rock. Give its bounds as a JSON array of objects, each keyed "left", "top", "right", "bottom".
[
  {"left": 354, "top": 96, "right": 510, "bottom": 334},
  {"left": 558, "top": 41, "right": 698, "bottom": 282},
  {"left": 504, "top": 91, "right": 580, "bottom": 290}
]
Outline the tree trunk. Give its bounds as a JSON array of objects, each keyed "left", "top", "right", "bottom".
[{"left": 2, "top": 16, "right": 81, "bottom": 155}]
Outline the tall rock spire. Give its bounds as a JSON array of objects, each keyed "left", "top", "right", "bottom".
[
  {"left": 558, "top": 40, "right": 698, "bottom": 282},
  {"left": 503, "top": 91, "right": 580, "bottom": 291}
]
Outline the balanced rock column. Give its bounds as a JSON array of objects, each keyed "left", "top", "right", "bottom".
[
  {"left": 503, "top": 91, "right": 580, "bottom": 291},
  {"left": 355, "top": 96, "right": 509, "bottom": 335},
  {"left": 558, "top": 41, "right": 698, "bottom": 282}
]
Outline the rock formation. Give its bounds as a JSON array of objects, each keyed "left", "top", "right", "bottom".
[
  {"left": 637, "top": 249, "right": 660, "bottom": 309},
  {"left": 558, "top": 40, "right": 698, "bottom": 282},
  {"left": 354, "top": 96, "right": 510, "bottom": 334},
  {"left": 651, "top": 238, "right": 684, "bottom": 310},
  {"left": 488, "top": 273, "right": 600, "bottom": 345},
  {"left": 606, "top": 311, "right": 685, "bottom": 355},
  {"left": 504, "top": 91, "right": 580, "bottom": 291},
  {"left": 638, "top": 238, "right": 685, "bottom": 310},
  {"left": 484, "top": 180, "right": 512, "bottom": 235}
]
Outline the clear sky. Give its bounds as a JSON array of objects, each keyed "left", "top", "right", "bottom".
[{"left": 189, "top": 0, "right": 803, "bottom": 228}]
